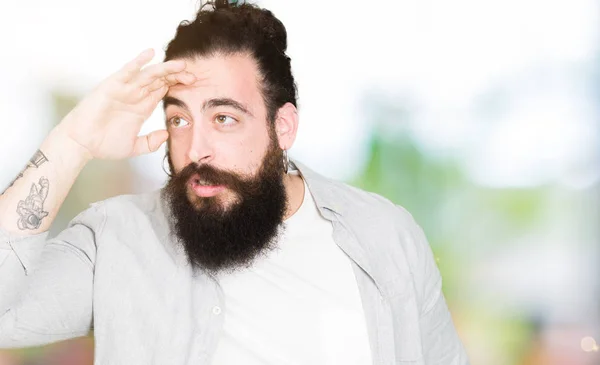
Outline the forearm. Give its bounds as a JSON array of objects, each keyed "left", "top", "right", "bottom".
[{"left": 0, "top": 127, "right": 91, "bottom": 236}]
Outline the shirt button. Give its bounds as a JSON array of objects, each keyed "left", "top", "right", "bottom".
[{"left": 212, "top": 306, "right": 222, "bottom": 315}]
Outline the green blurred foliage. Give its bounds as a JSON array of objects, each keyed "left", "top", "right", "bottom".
[{"left": 349, "top": 104, "right": 555, "bottom": 364}]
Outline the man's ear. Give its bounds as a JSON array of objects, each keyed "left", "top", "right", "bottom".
[{"left": 274, "top": 102, "right": 299, "bottom": 150}]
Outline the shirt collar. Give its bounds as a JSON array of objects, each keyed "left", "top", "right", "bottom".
[{"left": 289, "top": 159, "right": 344, "bottom": 218}]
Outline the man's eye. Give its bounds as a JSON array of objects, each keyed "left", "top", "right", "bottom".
[
  {"left": 169, "top": 117, "right": 190, "bottom": 128},
  {"left": 215, "top": 115, "right": 237, "bottom": 126}
]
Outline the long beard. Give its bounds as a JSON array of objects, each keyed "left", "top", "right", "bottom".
[{"left": 162, "top": 141, "right": 287, "bottom": 275}]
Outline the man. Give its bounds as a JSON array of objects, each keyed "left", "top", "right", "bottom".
[{"left": 0, "top": 2, "right": 469, "bottom": 364}]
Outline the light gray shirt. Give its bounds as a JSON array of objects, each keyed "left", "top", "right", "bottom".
[{"left": 0, "top": 160, "right": 469, "bottom": 364}]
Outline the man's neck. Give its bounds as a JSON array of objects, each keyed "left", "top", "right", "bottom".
[{"left": 283, "top": 173, "right": 305, "bottom": 220}]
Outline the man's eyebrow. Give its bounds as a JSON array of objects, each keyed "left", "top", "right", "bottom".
[
  {"left": 162, "top": 96, "right": 189, "bottom": 113},
  {"left": 203, "top": 98, "right": 254, "bottom": 118},
  {"left": 162, "top": 96, "right": 254, "bottom": 118}
]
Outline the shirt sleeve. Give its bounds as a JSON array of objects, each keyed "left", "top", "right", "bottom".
[
  {"left": 396, "top": 205, "right": 470, "bottom": 365},
  {"left": 0, "top": 202, "right": 105, "bottom": 349}
]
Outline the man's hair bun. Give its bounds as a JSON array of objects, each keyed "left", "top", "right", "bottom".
[
  {"left": 213, "top": 0, "right": 244, "bottom": 10},
  {"left": 254, "top": 9, "right": 287, "bottom": 52},
  {"left": 205, "top": 1, "right": 286, "bottom": 52}
]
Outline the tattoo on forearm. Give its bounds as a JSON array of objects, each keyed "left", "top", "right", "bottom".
[
  {"left": 16, "top": 177, "right": 50, "bottom": 230},
  {"left": 1, "top": 150, "right": 48, "bottom": 195}
]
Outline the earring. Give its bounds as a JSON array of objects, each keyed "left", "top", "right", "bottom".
[
  {"left": 282, "top": 149, "right": 289, "bottom": 174},
  {"left": 162, "top": 154, "right": 173, "bottom": 178}
]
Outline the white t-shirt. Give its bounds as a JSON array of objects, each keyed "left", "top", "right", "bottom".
[{"left": 211, "top": 176, "right": 373, "bottom": 365}]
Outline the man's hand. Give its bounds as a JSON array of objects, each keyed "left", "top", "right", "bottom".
[
  {"left": 55, "top": 48, "right": 196, "bottom": 161},
  {"left": 0, "top": 49, "right": 194, "bottom": 234}
]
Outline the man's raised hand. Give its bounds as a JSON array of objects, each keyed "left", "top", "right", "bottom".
[{"left": 55, "top": 49, "right": 196, "bottom": 161}]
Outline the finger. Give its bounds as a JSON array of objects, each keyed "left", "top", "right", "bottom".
[
  {"left": 144, "top": 71, "right": 196, "bottom": 94},
  {"left": 149, "top": 84, "right": 170, "bottom": 103},
  {"left": 134, "top": 60, "right": 187, "bottom": 88},
  {"left": 114, "top": 49, "right": 155, "bottom": 83},
  {"left": 146, "top": 78, "right": 166, "bottom": 93},
  {"left": 163, "top": 71, "right": 197, "bottom": 86},
  {"left": 132, "top": 129, "right": 169, "bottom": 157}
]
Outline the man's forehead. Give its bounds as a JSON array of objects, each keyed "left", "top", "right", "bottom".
[
  {"left": 183, "top": 53, "right": 258, "bottom": 87},
  {"left": 165, "top": 54, "right": 262, "bottom": 108}
]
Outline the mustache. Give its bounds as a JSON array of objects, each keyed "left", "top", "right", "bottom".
[{"left": 175, "top": 162, "right": 250, "bottom": 190}]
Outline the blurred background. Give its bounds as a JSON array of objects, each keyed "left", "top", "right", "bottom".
[{"left": 1, "top": 0, "right": 599, "bottom": 364}]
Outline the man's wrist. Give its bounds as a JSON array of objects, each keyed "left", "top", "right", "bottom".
[{"left": 44, "top": 126, "right": 93, "bottom": 171}]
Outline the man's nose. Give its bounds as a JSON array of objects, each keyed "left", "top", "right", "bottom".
[{"left": 188, "top": 128, "right": 214, "bottom": 164}]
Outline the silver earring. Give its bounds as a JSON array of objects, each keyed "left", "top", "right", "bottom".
[
  {"left": 162, "top": 154, "right": 173, "bottom": 178},
  {"left": 282, "top": 149, "right": 289, "bottom": 174}
]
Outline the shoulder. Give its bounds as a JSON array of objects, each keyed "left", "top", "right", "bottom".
[
  {"left": 328, "top": 181, "right": 439, "bottom": 296},
  {"left": 74, "top": 190, "right": 162, "bottom": 232},
  {"left": 293, "top": 160, "right": 418, "bottom": 234},
  {"left": 91, "top": 190, "right": 162, "bottom": 215},
  {"left": 326, "top": 180, "right": 431, "bottom": 268},
  {"left": 326, "top": 180, "right": 417, "bottom": 230}
]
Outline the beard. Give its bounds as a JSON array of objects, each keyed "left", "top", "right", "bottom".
[{"left": 162, "top": 138, "right": 288, "bottom": 275}]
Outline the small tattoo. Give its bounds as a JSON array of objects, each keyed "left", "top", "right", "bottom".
[
  {"left": 16, "top": 177, "right": 50, "bottom": 230},
  {"left": 2, "top": 150, "right": 48, "bottom": 195},
  {"left": 29, "top": 150, "right": 49, "bottom": 168}
]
